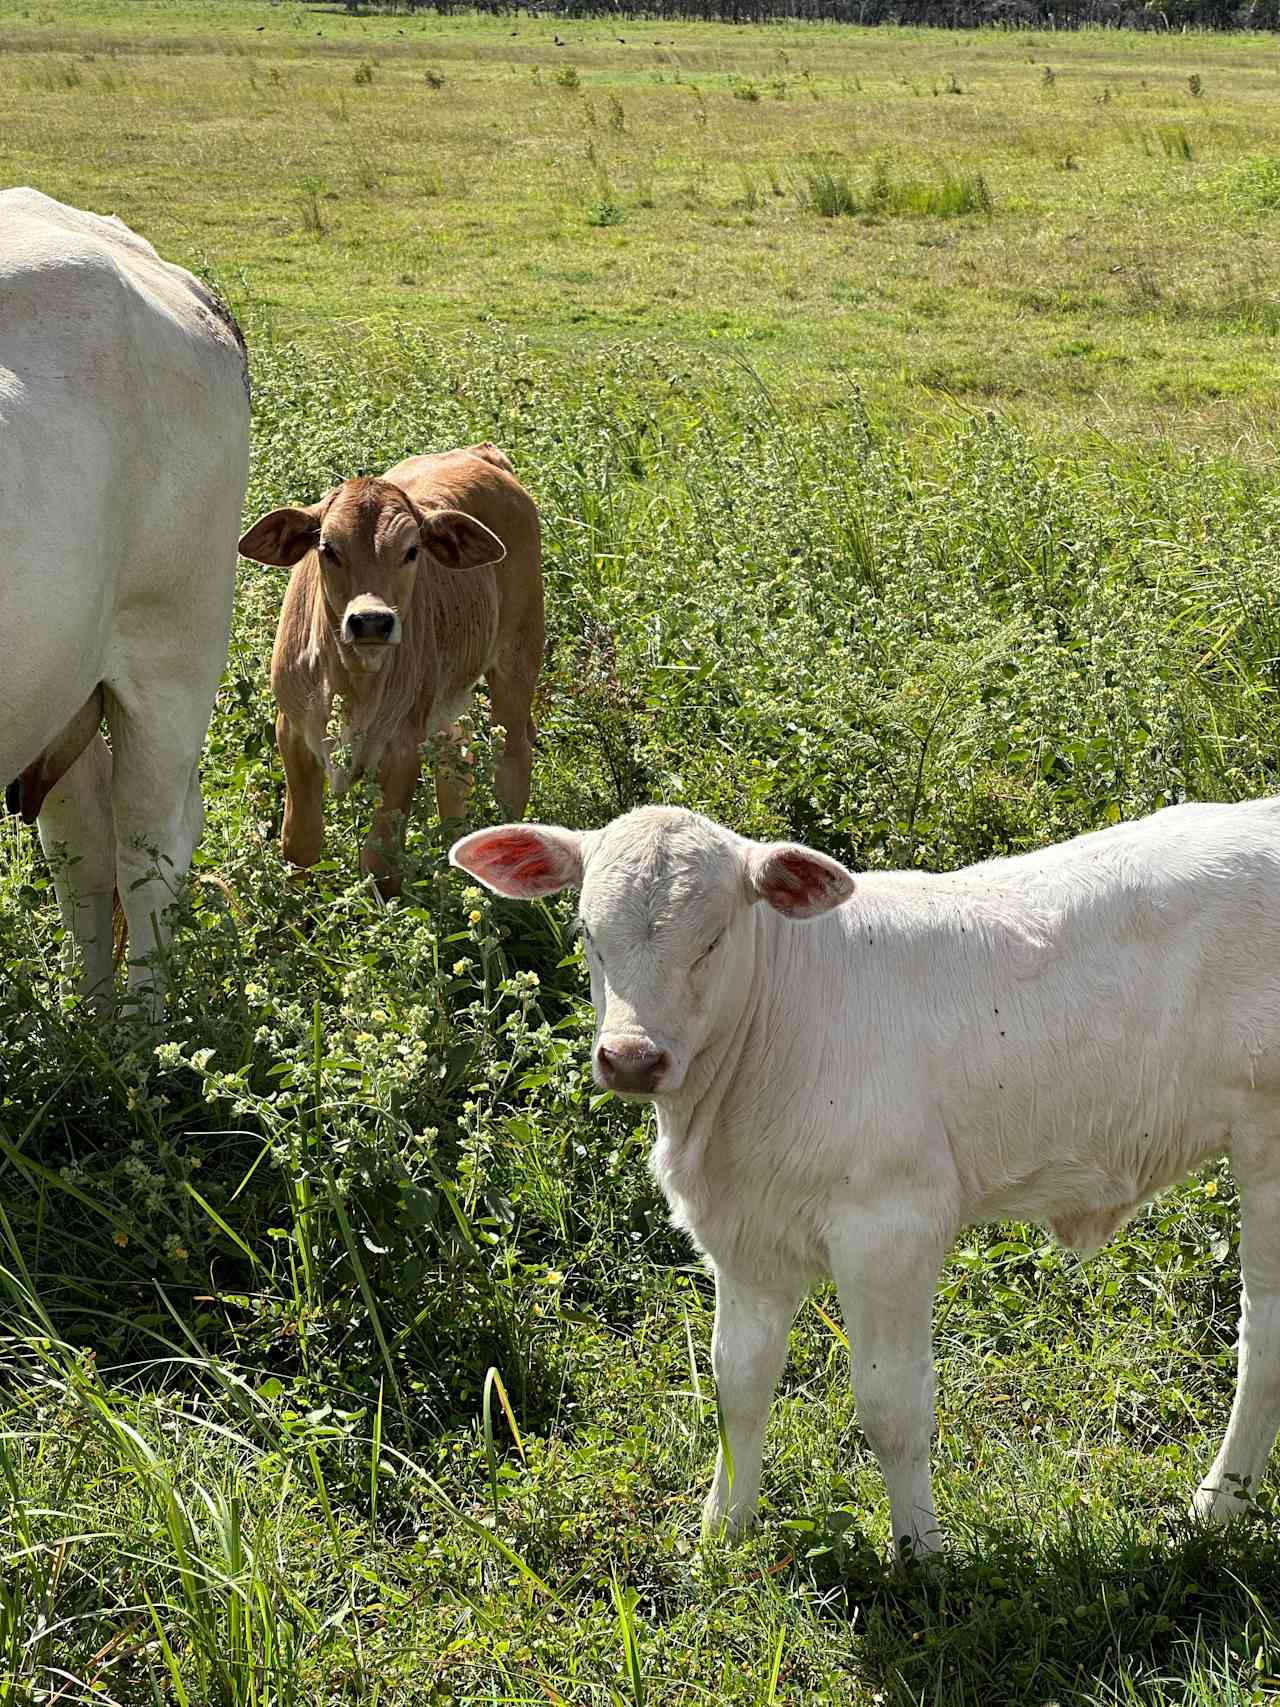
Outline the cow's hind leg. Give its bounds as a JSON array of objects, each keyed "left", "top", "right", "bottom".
[
  {"left": 105, "top": 685, "right": 217, "bottom": 1017},
  {"left": 486, "top": 662, "right": 537, "bottom": 821},
  {"left": 1194, "top": 1156, "right": 1280, "bottom": 1524},
  {"left": 433, "top": 718, "right": 475, "bottom": 828},
  {"left": 363, "top": 739, "right": 420, "bottom": 900},
  {"left": 36, "top": 732, "right": 116, "bottom": 1010}
]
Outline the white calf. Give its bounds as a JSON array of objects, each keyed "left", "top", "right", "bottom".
[
  {"left": 1, "top": 188, "right": 250, "bottom": 1012},
  {"left": 452, "top": 801, "right": 1280, "bottom": 1556}
]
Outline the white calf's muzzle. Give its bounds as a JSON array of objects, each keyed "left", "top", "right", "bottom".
[{"left": 595, "top": 1033, "right": 673, "bottom": 1097}]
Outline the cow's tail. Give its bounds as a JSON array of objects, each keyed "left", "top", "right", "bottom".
[
  {"left": 112, "top": 888, "right": 127, "bottom": 969},
  {"left": 109, "top": 872, "right": 240, "bottom": 975}
]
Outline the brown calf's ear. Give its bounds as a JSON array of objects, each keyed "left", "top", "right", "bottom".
[
  {"left": 420, "top": 508, "right": 507, "bottom": 572},
  {"left": 238, "top": 504, "right": 322, "bottom": 568}
]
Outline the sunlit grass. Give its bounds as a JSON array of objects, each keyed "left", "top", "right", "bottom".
[
  {"left": 4, "top": 3, "right": 1280, "bottom": 1698},
  {"left": 1, "top": 3, "right": 1280, "bottom": 447}
]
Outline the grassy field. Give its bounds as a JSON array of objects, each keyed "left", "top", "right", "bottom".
[
  {"left": 5, "top": 0, "right": 1280, "bottom": 444},
  {"left": 5, "top": 3, "right": 1280, "bottom": 1704}
]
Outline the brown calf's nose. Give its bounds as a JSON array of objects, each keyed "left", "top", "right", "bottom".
[
  {"left": 596, "top": 1039, "right": 669, "bottom": 1094},
  {"left": 346, "top": 609, "right": 396, "bottom": 642}
]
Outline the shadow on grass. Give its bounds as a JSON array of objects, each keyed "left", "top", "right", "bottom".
[{"left": 781, "top": 1509, "right": 1280, "bottom": 1705}]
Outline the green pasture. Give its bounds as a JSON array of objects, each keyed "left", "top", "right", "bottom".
[
  {"left": 4, "top": 0, "right": 1280, "bottom": 444},
  {"left": 3, "top": 4, "right": 1280, "bottom": 1703}
]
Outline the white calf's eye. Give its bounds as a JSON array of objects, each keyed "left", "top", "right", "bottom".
[{"left": 695, "top": 932, "right": 723, "bottom": 966}]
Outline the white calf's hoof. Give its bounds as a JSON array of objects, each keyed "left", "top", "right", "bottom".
[
  {"left": 701, "top": 1502, "right": 756, "bottom": 1544},
  {"left": 894, "top": 1529, "right": 944, "bottom": 1567},
  {"left": 1191, "top": 1479, "right": 1252, "bottom": 1526}
]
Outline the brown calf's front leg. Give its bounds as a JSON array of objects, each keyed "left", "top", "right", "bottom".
[
  {"left": 277, "top": 711, "right": 326, "bottom": 870},
  {"left": 363, "top": 739, "right": 421, "bottom": 899}
]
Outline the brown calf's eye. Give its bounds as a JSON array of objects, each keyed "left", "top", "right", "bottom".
[{"left": 405, "top": 545, "right": 419, "bottom": 563}]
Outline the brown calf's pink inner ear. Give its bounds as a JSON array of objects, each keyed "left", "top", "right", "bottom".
[
  {"left": 420, "top": 508, "right": 507, "bottom": 572},
  {"left": 238, "top": 503, "right": 322, "bottom": 568}
]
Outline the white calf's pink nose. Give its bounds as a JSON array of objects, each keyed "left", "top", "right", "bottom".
[{"left": 596, "top": 1037, "right": 669, "bottom": 1094}]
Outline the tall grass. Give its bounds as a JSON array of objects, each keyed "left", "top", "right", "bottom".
[
  {"left": 3, "top": 330, "right": 1280, "bottom": 1699},
  {"left": 801, "top": 158, "right": 993, "bottom": 217}
]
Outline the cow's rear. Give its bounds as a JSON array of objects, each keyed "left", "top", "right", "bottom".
[{"left": 0, "top": 187, "right": 250, "bottom": 1010}]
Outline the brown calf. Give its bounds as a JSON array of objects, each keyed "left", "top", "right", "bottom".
[{"left": 238, "top": 444, "right": 543, "bottom": 896}]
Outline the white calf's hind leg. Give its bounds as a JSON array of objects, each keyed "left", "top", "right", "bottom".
[
  {"left": 1194, "top": 1172, "right": 1280, "bottom": 1523},
  {"left": 36, "top": 733, "right": 116, "bottom": 1010},
  {"left": 829, "top": 1207, "right": 949, "bottom": 1560},
  {"left": 702, "top": 1272, "right": 803, "bottom": 1540}
]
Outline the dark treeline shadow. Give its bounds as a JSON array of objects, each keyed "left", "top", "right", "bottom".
[{"left": 311, "top": 0, "right": 1280, "bottom": 34}]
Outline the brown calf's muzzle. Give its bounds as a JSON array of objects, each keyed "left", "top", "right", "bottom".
[{"left": 339, "top": 594, "right": 403, "bottom": 666}]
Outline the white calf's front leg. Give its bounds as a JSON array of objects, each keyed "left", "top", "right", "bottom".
[
  {"left": 702, "top": 1271, "right": 803, "bottom": 1540},
  {"left": 829, "top": 1208, "right": 948, "bottom": 1560},
  {"left": 1194, "top": 1173, "right": 1280, "bottom": 1524}
]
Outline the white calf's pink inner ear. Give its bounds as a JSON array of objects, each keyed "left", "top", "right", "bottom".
[
  {"left": 449, "top": 824, "right": 583, "bottom": 898},
  {"left": 749, "top": 842, "right": 855, "bottom": 920}
]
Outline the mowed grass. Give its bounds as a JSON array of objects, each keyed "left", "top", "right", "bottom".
[
  {"left": 4, "top": 4, "right": 1280, "bottom": 1704},
  {"left": 4, "top": 1, "right": 1280, "bottom": 445}
]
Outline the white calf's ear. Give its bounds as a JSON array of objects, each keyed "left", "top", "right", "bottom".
[
  {"left": 238, "top": 503, "right": 322, "bottom": 567},
  {"left": 420, "top": 508, "right": 507, "bottom": 572},
  {"left": 746, "top": 841, "right": 855, "bottom": 920},
  {"left": 450, "top": 824, "right": 584, "bottom": 898}
]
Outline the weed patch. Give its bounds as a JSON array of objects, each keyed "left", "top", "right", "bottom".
[{"left": 802, "top": 158, "right": 992, "bottom": 218}]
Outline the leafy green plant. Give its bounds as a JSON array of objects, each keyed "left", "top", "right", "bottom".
[{"left": 1222, "top": 154, "right": 1280, "bottom": 210}]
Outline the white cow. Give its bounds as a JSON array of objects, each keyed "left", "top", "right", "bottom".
[
  {"left": 452, "top": 801, "right": 1280, "bottom": 1556},
  {"left": 1, "top": 188, "right": 250, "bottom": 1012}
]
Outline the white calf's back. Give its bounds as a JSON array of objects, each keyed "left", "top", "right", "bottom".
[{"left": 725, "top": 798, "right": 1280, "bottom": 1229}]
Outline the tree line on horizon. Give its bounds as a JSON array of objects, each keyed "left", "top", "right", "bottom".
[{"left": 331, "top": 0, "right": 1280, "bottom": 31}]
